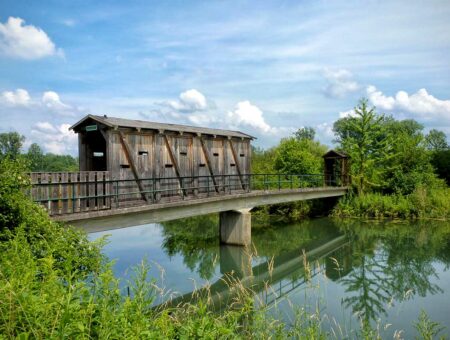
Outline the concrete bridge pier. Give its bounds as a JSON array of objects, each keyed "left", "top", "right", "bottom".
[{"left": 219, "top": 208, "right": 252, "bottom": 246}]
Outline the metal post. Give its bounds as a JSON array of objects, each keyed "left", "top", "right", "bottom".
[
  {"left": 278, "top": 174, "right": 281, "bottom": 190},
  {"left": 72, "top": 182, "right": 75, "bottom": 213},
  {"left": 152, "top": 178, "right": 155, "bottom": 203},
  {"left": 115, "top": 180, "right": 119, "bottom": 208},
  {"left": 181, "top": 178, "right": 184, "bottom": 200}
]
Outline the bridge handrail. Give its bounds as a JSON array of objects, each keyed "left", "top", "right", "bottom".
[{"left": 28, "top": 172, "right": 345, "bottom": 215}]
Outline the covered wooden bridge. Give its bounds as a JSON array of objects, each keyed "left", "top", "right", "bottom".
[{"left": 29, "top": 115, "right": 350, "bottom": 245}]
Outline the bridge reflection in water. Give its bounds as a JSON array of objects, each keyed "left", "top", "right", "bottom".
[{"left": 156, "top": 223, "right": 352, "bottom": 311}]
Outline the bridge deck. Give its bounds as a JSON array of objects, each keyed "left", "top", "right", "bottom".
[{"left": 64, "top": 186, "right": 347, "bottom": 232}]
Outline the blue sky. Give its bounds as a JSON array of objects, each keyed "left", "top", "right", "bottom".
[{"left": 0, "top": 0, "right": 449, "bottom": 155}]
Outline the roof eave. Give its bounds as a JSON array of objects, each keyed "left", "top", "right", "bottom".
[{"left": 69, "top": 114, "right": 113, "bottom": 131}]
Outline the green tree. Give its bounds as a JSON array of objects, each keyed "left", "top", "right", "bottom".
[
  {"left": 294, "top": 126, "right": 315, "bottom": 141},
  {"left": 251, "top": 146, "right": 276, "bottom": 174},
  {"left": 0, "top": 132, "right": 24, "bottom": 160},
  {"left": 425, "top": 129, "right": 448, "bottom": 151},
  {"left": 27, "top": 143, "right": 45, "bottom": 171},
  {"left": 382, "top": 118, "right": 439, "bottom": 194},
  {"left": 42, "top": 153, "right": 78, "bottom": 172},
  {"left": 333, "top": 98, "right": 392, "bottom": 195},
  {"left": 430, "top": 150, "right": 450, "bottom": 185},
  {"left": 274, "top": 137, "right": 327, "bottom": 175}
]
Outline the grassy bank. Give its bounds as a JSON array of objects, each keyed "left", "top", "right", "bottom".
[{"left": 332, "top": 187, "right": 450, "bottom": 219}]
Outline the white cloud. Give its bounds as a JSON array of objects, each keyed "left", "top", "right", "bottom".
[
  {"left": 323, "top": 68, "right": 360, "bottom": 98},
  {"left": 35, "top": 121, "right": 57, "bottom": 133},
  {"left": 366, "top": 86, "right": 450, "bottom": 121},
  {"left": 0, "top": 17, "right": 62, "bottom": 60},
  {"left": 0, "top": 88, "right": 79, "bottom": 116},
  {"left": 338, "top": 109, "right": 357, "bottom": 118},
  {"left": 315, "top": 122, "right": 335, "bottom": 145},
  {"left": 31, "top": 122, "right": 77, "bottom": 154},
  {"left": 167, "top": 89, "right": 208, "bottom": 112},
  {"left": 42, "top": 91, "right": 70, "bottom": 110},
  {"left": 0, "top": 88, "right": 30, "bottom": 106},
  {"left": 227, "top": 101, "right": 272, "bottom": 133}
]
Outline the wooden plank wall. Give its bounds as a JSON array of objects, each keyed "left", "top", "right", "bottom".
[
  {"left": 105, "top": 128, "right": 252, "bottom": 203},
  {"left": 30, "top": 171, "right": 111, "bottom": 216}
]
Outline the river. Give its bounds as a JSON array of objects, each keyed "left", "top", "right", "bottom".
[{"left": 88, "top": 216, "right": 450, "bottom": 338}]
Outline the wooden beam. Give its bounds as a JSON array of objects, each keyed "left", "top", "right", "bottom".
[
  {"left": 118, "top": 131, "right": 149, "bottom": 202},
  {"left": 163, "top": 134, "right": 186, "bottom": 197},
  {"left": 199, "top": 136, "right": 220, "bottom": 193},
  {"left": 227, "top": 138, "right": 245, "bottom": 190}
]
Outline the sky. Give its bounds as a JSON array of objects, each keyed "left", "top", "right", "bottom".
[{"left": 0, "top": 0, "right": 449, "bottom": 155}]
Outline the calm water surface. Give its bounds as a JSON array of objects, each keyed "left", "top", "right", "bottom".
[{"left": 88, "top": 216, "right": 450, "bottom": 338}]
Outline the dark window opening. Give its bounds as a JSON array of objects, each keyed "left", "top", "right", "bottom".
[
  {"left": 180, "top": 151, "right": 187, "bottom": 156},
  {"left": 240, "top": 153, "right": 245, "bottom": 157},
  {"left": 120, "top": 164, "right": 130, "bottom": 169},
  {"left": 230, "top": 163, "right": 236, "bottom": 167},
  {"left": 93, "top": 152, "right": 104, "bottom": 157},
  {"left": 165, "top": 164, "right": 173, "bottom": 168},
  {"left": 138, "top": 151, "right": 148, "bottom": 156},
  {"left": 213, "top": 152, "right": 219, "bottom": 156},
  {"left": 199, "top": 163, "right": 206, "bottom": 167}
]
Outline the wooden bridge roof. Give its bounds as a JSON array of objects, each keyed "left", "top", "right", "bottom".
[{"left": 70, "top": 114, "right": 255, "bottom": 139}]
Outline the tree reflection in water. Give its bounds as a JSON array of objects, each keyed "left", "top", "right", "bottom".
[
  {"left": 337, "top": 220, "right": 450, "bottom": 326},
  {"left": 161, "top": 214, "right": 220, "bottom": 280},
  {"left": 159, "top": 215, "right": 450, "bottom": 327}
]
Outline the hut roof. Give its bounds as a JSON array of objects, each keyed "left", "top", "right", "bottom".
[
  {"left": 70, "top": 114, "right": 255, "bottom": 139},
  {"left": 323, "top": 149, "right": 349, "bottom": 158}
]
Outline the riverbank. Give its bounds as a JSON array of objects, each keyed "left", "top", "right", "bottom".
[{"left": 332, "top": 186, "right": 450, "bottom": 220}]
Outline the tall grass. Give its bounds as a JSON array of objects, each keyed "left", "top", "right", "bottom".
[{"left": 332, "top": 187, "right": 450, "bottom": 219}]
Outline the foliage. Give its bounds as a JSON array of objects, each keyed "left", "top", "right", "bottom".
[
  {"left": 0, "top": 158, "right": 104, "bottom": 278},
  {"left": 26, "top": 142, "right": 78, "bottom": 172},
  {"left": 294, "top": 126, "right": 315, "bottom": 141},
  {"left": 382, "top": 118, "right": 441, "bottom": 195},
  {"left": 425, "top": 129, "right": 449, "bottom": 151},
  {"left": 251, "top": 146, "right": 276, "bottom": 174},
  {"left": 332, "top": 186, "right": 450, "bottom": 219},
  {"left": 0, "top": 131, "right": 24, "bottom": 160},
  {"left": 431, "top": 149, "right": 450, "bottom": 185},
  {"left": 414, "top": 310, "right": 446, "bottom": 340},
  {"left": 274, "top": 137, "right": 327, "bottom": 175},
  {"left": 333, "top": 99, "right": 393, "bottom": 194}
]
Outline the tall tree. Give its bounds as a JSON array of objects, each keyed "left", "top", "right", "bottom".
[
  {"left": 333, "top": 99, "right": 392, "bottom": 195},
  {"left": 0, "top": 132, "right": 24, "bottom": 160},
  {"left": 294, "top": 127, "right": 315, "bottom": 141},
  {"left": 383, "top": 119, "right": 438, "bottom": 194},
  {"left": 27, "top": 143, "right": 45, "bottom": 171},
  {"left": 274, "top": 137, "right": 327, "bottom": 175},
  {"left": 425, "top": 129, "right": 448, "bottom": 151}
]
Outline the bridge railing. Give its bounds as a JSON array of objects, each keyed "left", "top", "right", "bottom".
[{"left": 29, "top": 172, "right": 341, "bottom": 215}]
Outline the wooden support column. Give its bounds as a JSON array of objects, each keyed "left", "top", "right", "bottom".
[
  {"left": 199, "top": 135, "right": 220, "bottom": 193},
  {"left": 118, "top": 131, "right": 149, "bottom": 202},
  {"left": 227, "top": 138, "right": 245, "bottom": 190},
  {"left": 163, "top": 134, "right": 186, "bottom": 197}
]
